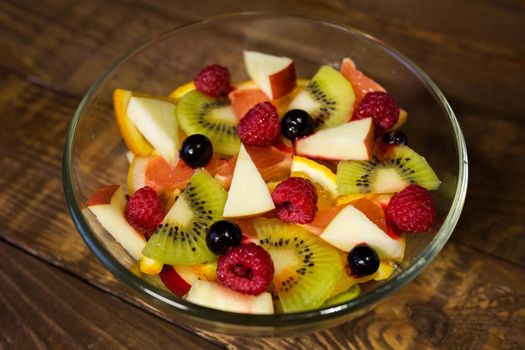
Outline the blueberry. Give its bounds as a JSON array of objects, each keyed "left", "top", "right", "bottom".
[
  {"left": 381, "top": 130, "right": 407, "bottom": 145},
  {"left": 281, "top": 109, "right": 314, "bottom": 141},
  {"left": 206, "top": 220, "right": 242, "bottom": 255},
  {"left": 180, "top": 134, "right": 213, "bottom": 168},
  {"left": 347, "top": 244, "right": 380, "bottom": 277}
]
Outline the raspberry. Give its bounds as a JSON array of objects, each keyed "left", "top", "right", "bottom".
[
  {"left": 386, "top": 185, "right": 436, "bottom": 233},
  {"left": 125, "top": 186, "right": 165, "bottom": 238},
  {"left": 353, "top": 92, "right": 399, "bottom": 132},
  {"left": 237, "top": 102, "right": 281, "bottom": 146},
  {"left": 271, "top": 177, "right": 318, "bottom": 224},
  {"left": 217, "top": 243, "right": 274, "bottom": 295},
  {"left": 194, "top": 64, "right": 231, "bottom": 97}
]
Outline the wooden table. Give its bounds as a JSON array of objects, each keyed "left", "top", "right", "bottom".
[{"left": 1, "top": 0, "right": 524, "bottom": 349}]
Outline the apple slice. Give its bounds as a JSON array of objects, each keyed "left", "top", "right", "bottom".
[
  {"left": 186, "top": 280, "right": 274, "bottom": 314},
  {"left": 244, "top": 51, "right": 296, "bottom": 100},
  {"left": 223, "top": 144, "right": 275, "bottom": 218},
  {"left": 113, "top": 89, "right": 154, "bottom": 156},
  {"left": 127, "top": 96, "right": 179, "bottom": 166},
  {"left": 127, "top": 155, "right": 153, "bottom": 195},
  {"left": 174, "top": 261, "right": 217, "bottom": 285},
  {"left": 87, "top": 185, "right": 146, "bottom": 260},
  {"left": 319, "top": 204, "right": 404, "bottom": 261},
  {"left": 295, "top": 118, "right": 374, "bottom": 161},
  {"left": 159, "top": 265, "right": 191, "bottom": 297}
]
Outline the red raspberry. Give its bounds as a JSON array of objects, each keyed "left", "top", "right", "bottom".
[
  {"left": 353, "top": 91, "right": 400, "bottom": 132},
  {"left": 125, "top": 186, "right": 165, "bottom": 238},
  {"left": 194, "top": 64, "right": 231, "bottom": 97},
  {"left": 271, "top": 177, "right": 318, "bottom": 224},
  {"left": 237, "top": 102, "right": 281, "bottom": 146},
  {"left": 386, "top": 185, "right": 436, "bottom": 233},
  {"left": 217, "top": 243, "right": 274, "bottom": 295}
]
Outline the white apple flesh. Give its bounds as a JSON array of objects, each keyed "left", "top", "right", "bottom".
[
  {"left": 244, "top": 51, "right": 296, "bottom": 99},
  {"left": 87, "top": 185, "right": 146, "bottom": 260},
  {"left": 223, "top": 144, "right": 275, "bottom": 218},
  {"left": 320, "top": 204, "right": 404, "bottom": 261},
  {"left": 127, "top": 96, "right": 179, "bottom": 166},
  {"left": 186, "top": 280, "right": 274, "bottom": 314},
  {"left": 295, "top": 118, "right": 374, "bottom": 161}
]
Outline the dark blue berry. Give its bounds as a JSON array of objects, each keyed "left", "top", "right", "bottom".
[
  {"left": 347, "top": 244, "right": 380, "bottom": 277},
  {"left": 281, "top": 109, "right": 314, "bottom": 141},
  {"left": 206, "top": 220, "right": 242, "bottom": 255},
  {"left": 180, "top": 134, "right": 213, "bottom": 168},
  {"left": 381, "top": 130, "right": 407, "bottom": 145}
]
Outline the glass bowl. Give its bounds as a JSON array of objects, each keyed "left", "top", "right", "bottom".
[{"left": 63, "top": 13, "right": 468, "bottom": 337}]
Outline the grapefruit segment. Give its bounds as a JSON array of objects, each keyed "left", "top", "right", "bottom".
[
  {"left": 229, "top": 87, "right": 270, "bottom": 120},
  {"left": 244, "top": 142, "right": 293, "bottom": 182},
  {"left": 302, "top": 198, "right": 388, "bottom": 235},
  {"left": 228, "top": 79, "right": 309, "bottom": 120},
  {"left": 144, "top": 156, "right": 233, "bottom": 193},
  {"left": 340, "top": 58, "right": 386, "bottom": 107}
]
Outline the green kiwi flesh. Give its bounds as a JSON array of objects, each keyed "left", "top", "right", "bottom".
[
  {"left": 322, "top": 285, "right": 361, "bottom": 307},
  {"left": 287, "top": 65, "right": 354, "bottom": 130},
  {"left": 142, "top": 169, "right": 227, "bottom": 265},
  {"left": 254, "top": 218, "right": 343, "bottom": 312},
  {"left": 176, "top": 90, "right": 240, "bottom": 155},
  {"left": 336, "top": 145, "right": 441, "bottom": 194}
]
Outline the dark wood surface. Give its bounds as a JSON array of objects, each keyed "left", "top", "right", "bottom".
[{"left": 1, "top": 0, "right": 524, "bottom": 349}]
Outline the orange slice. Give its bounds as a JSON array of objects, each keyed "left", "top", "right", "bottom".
[
  {"left": 290, "top": 156, "right": 338, "bottom": 210},
  {"left": 169, "top": 81, "right": 196, "bottom": 101},
  {"left": 113, "top": 89, "right": 154, "bottom": 156}
]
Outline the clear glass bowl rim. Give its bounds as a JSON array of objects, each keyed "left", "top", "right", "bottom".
[{"left": 62, "top": 12, "right": 468, "bottom": 328}]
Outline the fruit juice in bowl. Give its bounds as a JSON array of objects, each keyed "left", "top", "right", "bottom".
[{"left": 64, "top": 14, "right": 467, "bottom": 336}]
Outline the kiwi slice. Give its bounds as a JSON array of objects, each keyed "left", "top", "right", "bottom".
[
  {"left": 337, "top": 145, "right": 441, "bottom": 195},
  {"left": 254, "top": 218, "right": 343, "bottom": 312},
  {"left": 176, "top": 90, "right": 240, "bottom": 155},
  {"left": 287, "top": 65, "right": 354, "bottom": 130},
  {"left": 322, "top": 285, "right": 361, "bottom": 307},
  {"left": 142, "top": 169, "right": 227, "bottom": 265}
]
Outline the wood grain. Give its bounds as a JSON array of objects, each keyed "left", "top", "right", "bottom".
[
  {"left": 0, "top": 0, "right": 524, "bottom": 348},
  {"left": 0, "top": 0, "right": 524, "bottom": 265},
  {"left": 0, "top": 69, "right": 523, "bottom": 348},
  {"left": 0, "top": 242, "right": 223, "bottom": 350}
]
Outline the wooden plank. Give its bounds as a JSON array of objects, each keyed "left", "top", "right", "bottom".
[
  {"left": 0, "top": 70, "right": 524, "bottom": 348},
  {"left": 0, "top": 242, "right": 223, "bottom": 350},
  {"left": 199, "top": 242, "right": 525, "bottom": 349},
  {"left": 1, "top": 0, "right": 524, "bottom": 121}
]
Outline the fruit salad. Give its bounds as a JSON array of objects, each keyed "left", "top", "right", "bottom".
[{"left": 87, "top": 51, "right": 441, "bottom": 314}]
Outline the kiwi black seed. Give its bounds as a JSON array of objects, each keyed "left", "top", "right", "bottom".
[
  {"left": 336, "top": 144, "right": 441, "bottom": 195},
  {"left": 142, "top": 169, "right": 227, "bottom": 265},
  {"left": 254, "top": 218, "right": 343, "bottom": 312},
  {"left": 287, "top": 65, "right": 354, "bottom": 130},
  {"left": 176, "top": 90, "right": 240, "bottom": 155}
]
